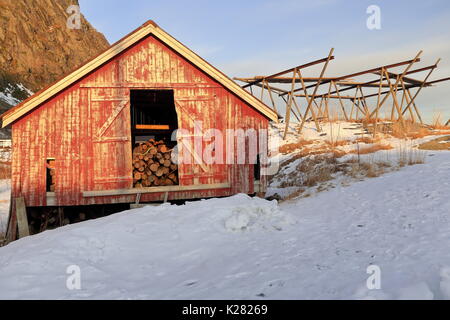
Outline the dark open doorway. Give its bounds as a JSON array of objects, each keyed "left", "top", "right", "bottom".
[
  {"left": 130, "top": 90, "right": 179, "bottom": 188},
  {"left": 130, "top": 90, "right": 178, "bottom": 144}
]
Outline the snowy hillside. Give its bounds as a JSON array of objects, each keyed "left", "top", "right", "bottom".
[
  {"left": 0, "top": 150, "right": 449, "bottom": 299},
  {"left": 0, "top": 83, "right": 32, "bottom": 108},
  {"left": 0, "top": 82, "right": 33, "bottom": 138}
]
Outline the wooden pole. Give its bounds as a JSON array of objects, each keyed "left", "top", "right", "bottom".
[
  {"left": 369, "top": 51, "right": 423, "bottom": 119},
  {"left": 383, "top": 69, "right": 406, "bottom": 126},
  {"left": 298, "top": 48, "right": 334, "bottom": 134},
  {"left": 264, "top": 80, "right": 278, "bottom": 113},
  {"left": 283, "top": 69, "right": 298, "bottom": 139},
  {"left": 401, "top": 58, "right": 441, "bottom": 117},
  {"left": 332, "top": 81, "right": 349, "bottom": 121},
  {"left": 373, "top": 69, "right": 384, "bottom": 137},
  {"left": 15, "top": 197, "right": 29, "bottom": 239},
  {"left": 296, "top": 69, "right": 321, "bottom": 131},
  {"left": 399, "top": 78, "right": 416, "bottom": 122},
  {"left": 405, "top": 88, "right": 424, "bottom": 124}
]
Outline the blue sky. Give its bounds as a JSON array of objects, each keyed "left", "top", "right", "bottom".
[{"left": 79, "top": 0, "right": 450, "bottom": 122}]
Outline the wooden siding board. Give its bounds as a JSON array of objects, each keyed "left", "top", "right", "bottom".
[{"left": 10, "top": 34, "right": 270, "bottom": 207}]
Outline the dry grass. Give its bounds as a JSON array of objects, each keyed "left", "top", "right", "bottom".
[
  {"left": 279, "top": 139, "right": 315, "bottom": 154},
  {"left": 429, "top": 113, "right": 450, "bottom": 130},
  {"left": 387, "top": 119, "right": 450, "bottom": 139},
  {"left": 349, "top": 143, "right": 393, "bottom": 155},
  {"left": 274, "top": 142, "right": 427, "bottom": 201},
  {"left": 276, "top": 153, "right": 394, "bottom": 200},
  {"left": 325, "top": 139, "right": 350, "bottom": 147},
  {"left": 297, "top": 156, "right": 338, "bottom": 187},
  {"left": 397, "top": 144, "right": 427, "bottom": 167},
  {"left": 354, "top": 137, "right": 381, "bottom": 144},
  {"left": 277, "top": 155, "right": 339, "bottom": 191},
  {"left": 357, "top": 117, "right": 391, "bottom": 125},
  {"left": 418, "top": 136, "right": 450, "bottom": 151},
  {"left": 344, "top": 160, "right": 389, "bottom": 179},
  {"left": 390, "top": 121, "right": 422, "bottom": 138}
]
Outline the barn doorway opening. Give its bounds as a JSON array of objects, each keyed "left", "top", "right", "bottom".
[{"left": 130, "top": 90, "right": 179, "bottom": 188}]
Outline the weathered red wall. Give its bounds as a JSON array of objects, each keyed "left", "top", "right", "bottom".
[{"left": 11, "top": 34, "right": 269, "bottom": 207}]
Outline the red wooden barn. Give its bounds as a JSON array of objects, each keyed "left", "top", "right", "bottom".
[{"left": 0, "top": 21, "right": 278, "bottom": 240}]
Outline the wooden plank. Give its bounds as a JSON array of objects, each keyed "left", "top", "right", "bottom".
[
  {"left": 235, "top": 76, "right": 344, "bottom": 84},
  {"left": 401, "top": 58, "right": 440, "bottom": 117},
  {"left": 242, "top": 56, "right": 336, "bottom": 88},
  {"left": 283, "top": 68, "right": 298, "bottom": 139},
  {"left": 135, "top": 124, "right": 170, "bottom": 130},
  {"left": 81, "top": 83, "right": 223, "bottom": 89},
  {"left": 286, "top": 57, "right": 421, "bottom": 95},
  {"left": 96, "top": 100, "right": 128, "bottom": 137},
  {"left": 15, "top": 197, "right": 29, "bottom": 239},
  {"left": 298, "top": 48, "right": 334, "bottom": 134},
  {"left": 83, "top": 182, "right": 231, "bottom": 197}
]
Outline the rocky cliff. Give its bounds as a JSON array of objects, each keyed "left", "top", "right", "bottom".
[{"left": 0, "top": 0, "right": 110, "bottom": 121}]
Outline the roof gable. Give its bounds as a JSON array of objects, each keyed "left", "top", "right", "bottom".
[{"left": 1, "top": 20, "right": 278, "bottom": 127}]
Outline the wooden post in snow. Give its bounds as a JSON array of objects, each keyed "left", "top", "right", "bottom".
[{"left": 15, "top": 197, "right": 30, "bottom": 239}]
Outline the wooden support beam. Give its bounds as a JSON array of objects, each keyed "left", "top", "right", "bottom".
[
  {"left": 384, "top": 70, "right": 406, "bottom": 126},
  {"left": 264, "top": 80, "right": 278, "bottom": 113},
  {"left": 296, "top": 68, "right": 322, "bottom": 131},
  {"left": 135, "top": 125, "right": 170, "bottom": 130},
  {"left": 373, "top": 64, "right": 439, "bottom": 85},
  {"left": 15, "top": 197, "right": 29, "bottom": 239},
  {"left": 332, "top": 81, "right": 349, "bottom": 121},
  {"left": 242, "top": 55, "right": 336, "bottom": 88},
  {"left": 368, "top": 51, "right": 423, "bottom": 119},
  {"left": 401, "top": 58, "right": 441, "bottom": 117},
  {"left": 291, "top": 57, "right": 422, "bottom": 94},
  {"left": 283, "top": 68, "right": 298, "bottom": 140},
  {"left": 83, "top": 183, "right": 231, "bottom": 197},
  {"left": 235, "top": 76, "right": 344, "bottom": 84},
  {"left": 399, "top": 78, "right": 416, "bottom": 122},
  {"left": 425, "top": 77, "right": 450, "bottom": 86},
  {"left": 297, "top": 48, "right": 334, "bottom": 134},
  {"left": 373, "top": 70, "right": 385, "bottom": 137}
]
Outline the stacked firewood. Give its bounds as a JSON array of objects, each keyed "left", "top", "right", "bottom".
[{"left": 132, "top": 139, "right": 178, "bottom": 188}]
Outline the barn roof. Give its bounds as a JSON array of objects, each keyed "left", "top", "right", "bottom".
[{"left": 0, "top": 20, "right": 278, "bottom": 128}]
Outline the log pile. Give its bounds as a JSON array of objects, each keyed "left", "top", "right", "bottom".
[{"left": 132, "top": 139, "right": 178, "bottom": 188}]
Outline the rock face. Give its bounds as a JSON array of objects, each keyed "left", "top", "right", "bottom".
[{"left": 0, "top": 0, "right": 110, "bottom": 94}]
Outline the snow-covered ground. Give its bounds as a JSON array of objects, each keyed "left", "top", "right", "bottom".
[{"left": 0, "top": 150, "right": 449, "bottom": 299}]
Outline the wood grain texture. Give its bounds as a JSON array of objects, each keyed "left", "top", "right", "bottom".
[{"left": 10, "top": 34, "right": 269, "bottom": 207}]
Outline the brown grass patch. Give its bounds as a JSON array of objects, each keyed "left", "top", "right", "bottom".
[
  {"left": 325, "top": 139, "right": 350, "bottom": 147},
  {"left": 387, "top": 120, "right": 450, "bottom": 139},
  {"left": 354, "top": 137, "right": 381, "bottom": 144},
  {"left": 357, "top": 117, "right": 391, "bottom": 125},
  {"left": 397, "top": 145, "right": 427, "bottom": 167},
  {"left": 279, "top": 139, "right": 315, "bottom": 154},
  {"left": 418, "top": 136, "right": 450, "bottom": 151},
  {"left": 349, "top": 143, "right": 393, "bottom": 155}
]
